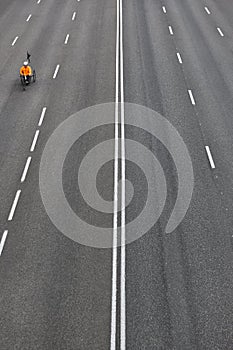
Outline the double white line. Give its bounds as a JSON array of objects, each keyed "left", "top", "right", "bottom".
[{"left": 111, "top": 0, "right": 126, "bottom": 348}]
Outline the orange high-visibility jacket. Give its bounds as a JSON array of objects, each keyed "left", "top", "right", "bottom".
[{"left": 20, "top": 65, "right": 32, "bottom": 76}]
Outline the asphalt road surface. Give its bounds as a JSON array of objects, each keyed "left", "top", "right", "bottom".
[{"left": 0, "top": 0, "right": 233, "bottom": 349}]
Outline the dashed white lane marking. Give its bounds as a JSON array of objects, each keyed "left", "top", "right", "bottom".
[
  {"left": 30, "top": 130, "right": 40, "bottom": 152},
  {"left": 26, "top": 14, "right": 32, "bottom": 22},
  {"left": 217, "top": 27, "right": 224, "bottom": 37},
  {"left": 37, "top": 0, "right": 41, "bottom": 4},
  {"left": 0, "top": 230, "right": 8, "bottom": 256},
  {"left": 162, "top": 6, "right": 167, "bottom": 13},
  {"left": 53, "top": 64, "right": 60, "bottom": 79},
  {"left": 205, "top": 146, "right": 216, "bottom": 169},
  {"left": 168, "top": 26, "right": 174, "bottom": 35},
  {"left": 21, "top": 157, "right": 32, "bottom": 183},
  {"left": 12, "top": 36, "right": 18, "bottom": 46},
  {"left": 188, "top": 89, "right": 196, "bottom": 105},
  {"left": 204, "top": 6, "right": 211, "bottom": 14},
  {"left": 38, "top": 107, "right": 47, "bottom": 126},
  {"left": 8, "top": 190, "right": 21, "bottom": 221},
  {"left": 177, "top": 52, "right": 183, "bottom": 64},
  {"left": 64, "top": 34, "right": 70, "bottom": 44},
  {"left": 72, "top": 12, "right": 76, "bottom": 21}
]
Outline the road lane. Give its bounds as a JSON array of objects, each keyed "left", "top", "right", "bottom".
[
  {"left": 123, "top": 0, "right": 233, "bottom": 348},
  {"left": 163, "top": 0, "right": 233, "bottom": 223},
  {"left": 0, "top": 0, "right": 117, "bottom": 349},
  {"left": 0, "top": 0, "right": 79, "bottom": 232},
  {"left": 204, "top": 0, "right": 233, "bottom": 32}
]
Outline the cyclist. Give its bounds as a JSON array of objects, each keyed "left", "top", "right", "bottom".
[{"left": 20, "top": 61, "right": 32, "bottom": 84}]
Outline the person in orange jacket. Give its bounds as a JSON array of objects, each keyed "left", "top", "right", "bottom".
[{"left": 20, "top": 61, "right": 32, "bottom": 84}]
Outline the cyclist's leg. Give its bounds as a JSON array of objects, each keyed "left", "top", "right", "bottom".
[
  {"left": 20, "top": 75, "right": 25, "bottom": 84},
  {"left": 20, "top": 75, "right": 26, "bottom": 90}
]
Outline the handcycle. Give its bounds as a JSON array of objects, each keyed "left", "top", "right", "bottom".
[{"left": 20, "top": 52, "right": 36, "bottom": 91}]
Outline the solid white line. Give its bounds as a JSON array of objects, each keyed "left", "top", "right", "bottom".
[
  {"left": 72, "top": 12, "right": 76, "bottom": 21},
  {"left": 217, "top": 27, "right": 224, "bottom": 37},
  {"left": 37, "top": 0, "right": 41, "bottom": 4},
  {"left": 0, "top": 230, "right": 8, "bottom": 256},
  {"left": 162, "top": 6, "right": 167, "bottom": 13},
  {"left": 64, "top": 34, "right": 70, "bottom": 44},
  {"left": 26, "top": 14, "right": 32, "bottom": 22},
  {"left": 204, "top": 7, "right": 211, "bottom": 14},
  {"left": 177, "top": 52, "right": 183, "bottom": 64},
  {"left": 110, "top": 0, "right": 119, "bottom": 347},
  {"left": 111, "top": 0, "right": 126, "bottom": 347},
  {"left": 120, "top": 0, "right": 126, "bottom": 348},
  {"left": 30, "top": 130, "right": 40, "bottom": 152},
  {"left": 8, "top": 190, "right": 21, "bottom": 221},
  {"left": 168, "top": 26, "right": 174, "bottom": 35},
  {"left": 205, "top": 146, "right": 216, "bottom": 169},
  {"left": 38, "top": 107, "right": 47, "bottom": 126},
  {"left": 188, "top": 89, "right": 196, "bottom": 105},
  {"left": 53, "top": 64, "right": 60, "bottom": 79},
  {"left": 21, "top": 157, "right": 32, "bottom": 183},
  {"left": 11, "top": 36, "right": 18, "bottom": 46}
]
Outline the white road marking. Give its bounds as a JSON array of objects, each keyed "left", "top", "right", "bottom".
[
  {"left": 8, "top": 190, "right": 21, "bottom": 221},
  {"left": 204, "top": 6, "right": 211, "bottom": 14},
  {"left": 38, "top": 107, "right": 47, "bottom": 126},
  {"left": 53, "top": 64, "right": 60, "bottom": 79},
  {"left": 11, "top": 36, "right": 18, "bottom": 46},
  {"left": 37, "top": 0, "right": 41, "bottom": 4},
  {"left": 120, "top": 0, "right": 126, "bottom": 348},
  {"left": 217, "top": 27, "right": 224, "bottom": 37},
  {"left": 30, "top": 130, "right": 40, "bottom": 152},
  {"left": 162, "top": 6, "right": 167, "bottom": 13},
  {"left": 72, "top": 12, "right": 76, "bottom": 21},
  {"left": 0, "top": 230, "right": 8, "bottom": 256},
  {"left": 21, "top": 157, "right": 32, "bottom": 183},
  {"left": 111, "top": 0, "right": 126, "bottom": 348},
  {"left": 168, "top": 26, "right": 174, "bottom": 35},
  {"left": 64, "top": 34, "right": 70, "bottom": 44},
  {"left": 177, "top": 52, "right": 183, "bottom": 64},
  {"left": 205, "top": 146, "right": 216, "bottom": 169},
  {"left": 110, "top": 0, "right": 119, "bottom": 347},
  {"left": 188, "top": 89, "right": 196, "bottom": 105},
  {"left": 26, "top": 14, "right": 32, "bottom": 22}
]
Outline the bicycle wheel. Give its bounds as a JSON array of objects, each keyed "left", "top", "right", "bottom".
[
  {"left": 20, "top": 76, "right": 26, "bottom": 91},
  {"left": 33, "top": 70, "right": 36, "bottom": 82}
]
